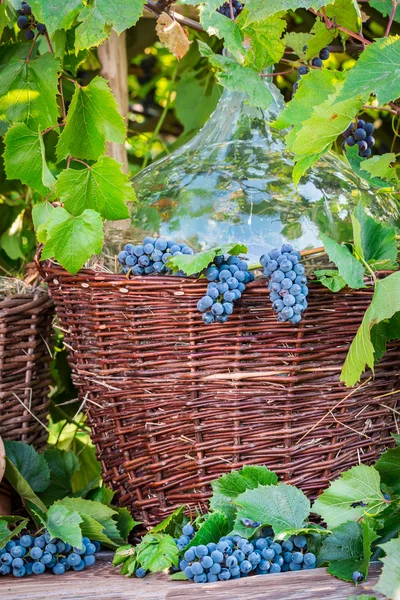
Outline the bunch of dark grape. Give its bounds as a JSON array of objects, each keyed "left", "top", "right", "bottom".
[
  {"left": 197, "top": 255, "right": 254, "bottom": 325},
  {"left": 217, "top": 0, "right": 244, "bottom": 18},
  {"left": 260, "top": 244, "right": 308, "bottom": 324},
  {"left": 16, "top": 2, "right": 46, "bottom": 39},
  {"left": 343, "top": 120, "right": 375, "bottom": 158},
  {"left": 179, "top": 532, "right": 316, "bottom": 583},
  {"left": 0, "top": 532, "right": 100, "bottom": 577},
  {"left": 118, "top": 237, "right": 193, "bottom": 277},
  {"left": 293, "top": 47, "right": 330, "bottom": 96}
]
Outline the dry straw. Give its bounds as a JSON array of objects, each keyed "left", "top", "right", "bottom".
[{"left": 39, "top": 259, "right": 399, "bottom": 525}]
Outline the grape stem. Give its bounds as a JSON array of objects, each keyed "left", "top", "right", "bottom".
[
  {"left": 358, "top": 254, "right": 378, "bottom": 285},
  {"left": 385, "top": 0, "right": 400, "bottom": 37},
  {"left": 144, "top": 0, "right": 204, "bottom": 31}
]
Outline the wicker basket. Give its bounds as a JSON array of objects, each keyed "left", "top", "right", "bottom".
[
  {"left": 40, "top": 263, "right": 399, "bottom": 525},
  {"left": 0, "top": 280, "right": 53, "bottom": 449}
]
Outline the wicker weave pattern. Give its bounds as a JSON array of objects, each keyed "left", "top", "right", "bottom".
[
  {"left": 0, "top": 290, "right": 53, "bottom": 448},
  {"left": 41, "top": 266, "right": 399, "bottom": 525}
]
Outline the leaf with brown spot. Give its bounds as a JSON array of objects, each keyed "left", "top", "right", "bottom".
[{"left": 156, "top": 13, "right": 190, "bottom": 60}]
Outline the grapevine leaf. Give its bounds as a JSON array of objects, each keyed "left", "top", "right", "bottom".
[
  {"left": 312, "top": 464, "right": 386, "bottom": 529},
  {"left": 75, "top": 0, "right": 146, "bottom": 50},
  {"left": 87, "top": 486, "right": 115, "bottom": 506},
  {"left": 210, "top": 466, "right": 278, "bottom": 527},
  {"left": 234, "top": 483, "right": 310, "bottom": 537},
  {"left": 114, "top": 508, "right": 140, "bottom": 540},
  {"left": 241, "top": 0, "right": 326, "bottom": 25},
  {"left": 345, "top": 145, "right": 392, "bottom": 189},
  {"left": 360, "top": 153, "right": 398, "bottom": 183},
  {"left": 198, "top": 41, "right": 273, "bottom": 109},
  {"left": 341, "top": 272, "right": 400, "bottom": 385},
  {"left": 156, "top": 12, "right": 190, "bottom": 60},
  {"left": 4, "top": 440, "right": 50, "bottom": 493},
  {"left": 370, "top": 0, "right": 400, "bottom": 23},
  {"left": 77, "top": 514, "right": 118, "bottom": 548},
  {"left": 44, "top": 504, "right": 83, "bottom": 548},
  {"left": 53, "top": 28, "right": 88, "bottom": 77},
  {"left": 41, "top": 207, "right": 104, "bottom": 275},
  {"left": 200, "top": 8, "right": 244, "bottom": 61},
  {"left": 137, "top": 533, "right": 179, "bottom": 572},
  {"left": 113, "top": 544, "right": 135, "bottom": 567},
  {"left": 0, "top": 52, "right": 59, "bottom": 129},
  {"left": 241, "top": 11, "right": 287, "bottom": 70},
  {"left": 39, "top": 448, "right": 80, "bottom": 505},
  {"left": 3, "top": 124, "right": 53, "bottom": 196},
  {"left": 0, "top": 4, "right": 10, "bottom": 38},
  {"left": 354, "top": 203, "right": 398, "bottom": 269},
  {"left": 392, "top": 433, "right": 400, "bottom": 445},
  {"left": 314, "top": 269, "right": 347, "bottom": 292},
  {"left": 304, "top": 19, "right": 337, "bottom": 61},
  {"left": 274, "top": 69, "right": 339, "bottom": 131},
  {"left": 325, "top": 0, "right": 362, "bottom": 35},
  {"left": 170, "top": 572, "right": 188, "bottom": 580},
  {"left": 0, "top": 518, "right": 29, "bottom": 551},
  {"left": 32, "top": 201, "right": 54, "bottom": 230},
  {"left": 375, "top": 446, "right": 400, "bottom": 494},
  {"left": 373, "top": 538, "right": 400, "bottom": 600},
  {"left": 56, "top": 76, "right": 125, "bottom": 162},
  {"left": 55, "top": 497, "right": 118, "bottom": 523},
  {"left": 28, "top": 0, "right": 83, "bottom": 36},
  {"left": 320, "top": 233, "right": 366, "bottom": 289},
  {"left": 55, "top": 156, "right": 134, "bottom": 220},
  {"left": 4, "top": 458, "right": 48, "bottom": 514},
  {"left": 283, "top": 32, "right": 313, "bottom": 58},
  {"left": 370, "top": 312, "right": 400, "bottom": 362},
  {"left": 187, "top": 512, "right": 229, "bottom": 549},
  {"left": 150, "top": 506, "right": 186, "bottom": 536},
  {"left": 167, "top": 242, "right": 247, "bottom": 276},
  {"left": 318, "top": 520, "right": 377, "bottom": 582},
  {"left": 337, "top": 36, "right": 400, "bottom": 105}
]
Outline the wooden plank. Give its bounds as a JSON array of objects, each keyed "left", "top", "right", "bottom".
[{"left": 2, "top": 559, "right": 384, "bottom": 600}]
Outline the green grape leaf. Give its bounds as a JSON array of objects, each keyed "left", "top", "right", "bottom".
[
  {"left": 3, "top": 124, "right": 53, "bottom": 196},
  {"left": 4, "top": 440, "right": 50, "bottom": 493},
  {"left": 150, "top": 506, "right": 186, "bottom": 537},
  {"left": 304, "top": 19, "right": 337, "bottom": 61},
  {"left": 198, "top": 42, "right": 273, "bottom": 109},
  {"left": 0, "top": 52, "right": 59, "bottom": 129},
  {"left": 53, "top": 28, "right": 88, "bottom": 77},
  {"left": 178, "top": 0, "right": 222, "bottom": 7},
  {"left": 44, "top": 504, "right": 83, "bottom": 547},
  {"left": 284, "top": 32, "right": 313, "bottom": 58},
  {"left": 77, "top": 513, "right": 118, "bottom": 548},
  {"left": 113, "top": 544, "right": 135, "bottom": 567},
  {"left": 344, "top": 146, "right": 392, "bottom": 189},
  {"left": 56, "top": 76, "right": 125, "bottom": 162},
  {"left": 75, "top": 0, "right": 146, "bottom": 50},
  {"left": 0, "top": 4, "right": 10, "bottom": 38},
  {"left": 137, "top": 534, "right": 179, "bottom": 572},
  {"left": 39, "top": 448, "right": 80, "bottom": 505},
  {"left": 210, "top": 466, "right": 278, "bottom": 527},
  {"left": 29, "top": 0, "right": 83, "bottom": 36},
  {"left": 55, "top": 496, "right": 117, "bottom": 523},
  {"left": 167, "top": 242, "right": 247, "bottom": 276},
  {"left": 0, "top": 518, "right": 29, "bottom": 551},
  {"left": 392, "top": 433, "right": 400, "bottom": 445},
  {"left": 241, "top": 0, "right": 326, "bottom": 25},
  {"left": 370, "top": 0, "right": 400, "bottom": 22},
  {"left": 114, "top": 508, "right": 140, "bottom": 540},
  {"left": 375, "top": 446, "right": 400, "bottom": 495},
  {"left": 370, "top": 312, "right": 400, "bottom": 362},
  {"left": 353, "top": 203, "right": 398, "bottom": 269},
  {"left": 55, "top": 156, "right": 134, "bottom": 220},
  {"left": 360, "top": 153, "right": 398, "bottom": 183},
  {"left": 325, "top": 0, "right": 362, "bottom": 35},
  {"left": 233, "top": 483, "right": 310, "bottom": 537},
  {"left": 32, "top": 201, "right": 54, "bottom": 230},
  {"left": 320, "top": 233, "right": 366, "bottom": 289},
  {"left": 200, "top": 8, "right": 244, "bottom": 61},
  {"left": 170, "top": 571, "right": 188, "bottom": 580},
  {"left": 4, "top": 458, "right": 48, "bottom": 514},
  {"left": 318, "top": 520, "right": 378, "bottom": 582},
  {"left": 274, "top": 69, "right": 339, "bottom": 130},
  {"left": 241, "top": 12, "right": 287, "bottom": 70},
  {"left": 314, "top": 269, "right": 347, "bottom": 292},
  {"left": 312, "top": 464, "right": 386, "bottom": 529},
  {"left": 347, "top": 596, "right": 377, "bottom": 600},
  {"left": 338, "top": 36, "right": 400, "bottom": 105},
  {"left": 341, "top": 272, "right": 400, "bottom": 385},
  {"left": 41, "top": 207, "right": 104, "bottom": 275},
  {"left": 373, "top": 538, "right": 400, "bottom": 599},
  {"left": 187, "top": 512, "right": 229, "bottom": 549}
]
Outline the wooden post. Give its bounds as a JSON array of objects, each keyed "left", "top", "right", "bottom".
[{"left": 98, "top": 31, "right": 129, "bottom": 174}]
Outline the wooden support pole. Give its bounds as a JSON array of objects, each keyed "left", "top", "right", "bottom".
[{"left": 98, "top": 31, "right": 129, "bottom": 174}]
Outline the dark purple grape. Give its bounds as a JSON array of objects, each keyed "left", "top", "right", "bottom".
[
  {"left": 298, "top": 66, "right": 308, "bottom": 75},
  {"left": 354, "top": 128, "right": 367, "bottom": 141},
  {"left": 22, "top": 4, "right": 31, "bottom": 14},
  {"left": 357, "top": 140, "right": 368, "bottom": 152},
  {"left": 343, "top": 124, "right": 354, "bottom": 138},
  {"left": 24, "top": 29, "right": 34, "bottom": 39},
  {"left": 37, "top": 23, "right": 47, "bottom": 34},
  {"left": 319, "top": 47, "right": 330, "bottom": 60},
  {"left": 364, "top": 122, "right": 374, "bottom": 135},
  {"left": 366, "top": 135, "right": 375, "bottom": 148},
  {"left": 17, "top": 15, "right": 29, "bottom": 29},
  {"left": 357, "top": 119, "right": 365, "bottom": 129},
  {"left": 360, "top": 148, "right": 372, "bottom": 158},
  {"left": 312, "top": 57, "right": 323, "bottom": 67},
  {"left": 344, "top": 137, "right": 356, "bottom": 147}
]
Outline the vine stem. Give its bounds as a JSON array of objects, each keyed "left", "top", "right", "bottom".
[
  {"left": 26, "top": 32, "right": 40, "bottom": 62},
  {"left": 385, "top": 0, "right": 399, "bottom": 36},
  {"left": 42, "top": 123, "right": 65, "bottom": 135},
  {"left": 358, "top": 254, "right": 378, "bottom": 285},
  {"left": 310, "top": 8, "right": 372, "bottom": 45},
  {"left": 44, "top": 31, "right": 53, "bottom": 53},
  {"left": 144, "top": 0, "right": 204, "bottom": 31},
  {"left": 59, "top": 79, "right": 67, "bottom": 120},
  {"left": 363, "top": 104, "right": 400, "bottom": 116},
  {"left": 261, "top": 67, "right": 296, "bottom": 77},
  {"left": 229, "top": 0, "right": 234, "bottom": 20},
  {"left": 71, "top": 157, "right": 91, "bottom": 169}
]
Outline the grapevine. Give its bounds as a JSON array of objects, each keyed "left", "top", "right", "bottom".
[{"left": 16, "top": 1, "right": 47, "bottom": 40}]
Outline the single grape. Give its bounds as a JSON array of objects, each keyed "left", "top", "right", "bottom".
[
  {"left": 30, "top": 547, "right": 43, "bottom": 560},
  {"left": 319, "top": 47, "right": 330, "bottom": 60},
  {"left": 202, "top": 311, "right": 214, "bottom": 325},
  {"left": 298, "top": 66, "right": 308, "bottom": 75},
  {"left": 24, "top": 30, "right": 35, "bottom": 39},
  {"left": 303, "top": 552, "right": 316, "bottom": 566},
  {"left": 195, "top": 545, "right": 208, "bottom": 559},
  {"left": 84, "top": 555, "right": 96, "bottom": 567},
  {"left": 345, "top": 137, "right": 356, "bottom": 147},
  {"left": 191, "top": 562, "right": 204, "bottom": 576},
  {"left": 67, "top": 553, "right": 82, "bottom": 567},
  {"left": 357, "top": 140, "right": 368, "bottom": 152},
  {"left": 37, "top": 23, "right": 47, "bottom": 34},
  {"left": 12, "top": 557, "right": 24, "bottom": 569},
  {"left": 11, "top": 546, "right": 26, "bottom": 558},
  {"left": 211, "top": 303, "right": 224, "bottom": 316},
  {"left": 194, "top": 573, "right": 207, "bottom": 583},
  {"left": 262, "top": 548, "right": 275, "bottom": 560},
  {"left": 17, "top": 15, "right": 29, "bottom": 28},
  {"left": 184, "top": 566, "right": 194, "bottom": 579},
  {"left": 352, "top": 570, "right": 364, "bottom": 583},
  {"left": 0, "top": 565, "right": 11, "bottom": 575},
  {"left": 210, "top": 550, "right": 224, "bottom": 563},
  {"left": 289, "top": 562, "right": 301, "bottom": 571},
  {"left": 53, "top": 563, "right": 66, "bottom": 575},
  {"left": 270, "top": 563, "right": 281, "bottom": 573},
  {"left": 207, "top": 573, "right": 218, "bottom": 582},
  {"left": 364, "top": 122, "right": 374, "bottom": 135},
  {"left": 293, "top": 535, "right": 307, "bottom": 549},
  {"left": 312, "top": 57, "right": 323, "bottom": 67},
  {"left": 222, "top": 302, "right": 234, "bottom": 315},
  {"left": 13, "top": 566, "right": 26, "bottom": 577},
  {"left": 354, "top": 128, "right": 367, "bottom": 141},
  {"left": 0, "top": 554, "right": 12, "bottom": 566},
  {"left": 201, "top": 556, "right": 214, "bottom": 569}
]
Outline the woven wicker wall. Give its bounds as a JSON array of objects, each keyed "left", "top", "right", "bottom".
[{"left": 42, "top": 266, "right": 399, "bottom": 525}]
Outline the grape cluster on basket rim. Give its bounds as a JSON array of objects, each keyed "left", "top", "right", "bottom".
[
  {"left": 0, "top": 531, "right": 100, "bottom": 577},
  {"left": 118, "top": 236, "right": 193, "bottom": 277},
  {"left": 178, "top": 530, "right": 316, "bottom": 584},
  {"left": 197, "top": 254, "right": 255, "bottom": 325},
  {"left": 16, "top": 1, "right": 47, "bottom": 40},
  {"left": 260, "top": 243, "right": 308, "bottom": 324}
]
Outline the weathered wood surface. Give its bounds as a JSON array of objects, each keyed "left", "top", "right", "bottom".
[{"left": 1, "top": 558, "right": 384, "bottom": 600}]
